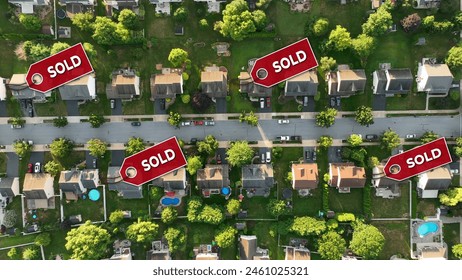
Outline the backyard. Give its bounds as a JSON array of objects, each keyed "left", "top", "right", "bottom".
[
  {"left": 371, "top": 183, "right": 410, "bottom": 218},
  {"left": 372, "top": 221, "right": 411, "bottom": 259}
]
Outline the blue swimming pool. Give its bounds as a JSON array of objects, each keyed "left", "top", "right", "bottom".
[
  {"left": 161, "top": 197, "right": 180, "bottom": 206},
  {"left": 88, "top": 189, "right": 100, "bottom": 201},
  {"left": 418, "top": 222, "right": 439, "bottom": 237}
]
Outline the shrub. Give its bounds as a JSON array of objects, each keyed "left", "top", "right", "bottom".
[
  {"left": 322, "top": 183, "right": 329, "bottom": 212},
  {"left": 181, "top": 94, "right": 190, "bottom": 104},
  {"left": 336, "top": 213, "right": 355, "bottom": 222},
  {"left": 182, "top": 72, "right": 189, "bottom": 81}
]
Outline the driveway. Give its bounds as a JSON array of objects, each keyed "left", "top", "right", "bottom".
[
  {"left": 0, "top": 101, "right": 7, "bottom": 117},
  {"left": 66, "top": 101, "right": 80, "bottom": 116},
  {"left": 85, "top": 151, "right": 97, "bottom": 169},
  {"left": 20, "top": 99, "right": 34, "bottom": 117},
  {"left": 111, "top": 99, "right": 123, "bottom": 115},
  {"left": 303, "top": 147, "right": 316, "bottom": 163},
  {"left": 111, "top": 150, "right": 125, "bottom": 166},
  {"left": 328, "top": 146, "right": 343, "bottom": 163},
  {"left": 373, "top": 95, "right": 387, "bottom": 111},
  {"left": 154, "top": 99, "right": 166, "bottom": 115},
  {"left": 29, "top": 152, "right": 45, "bottom": 166},
  {"left": 215, "top": 148, "right": 227, "bottom": 165},
  {"left": 302, "top": 96, "right": 315, "bottom": 112},
  {"left": 216, "top": 97, "right": 227, "bottom": 113},
  {"left": 6, "top": 153, "right": 19, "bottom": 177}
]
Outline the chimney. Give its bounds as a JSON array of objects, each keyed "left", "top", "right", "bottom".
[
  {"left": 173, "top": 170, "right": 178, "bottom": 176},
  {"left": 300, "top": 168, "right": 305, "bottom": 177}
]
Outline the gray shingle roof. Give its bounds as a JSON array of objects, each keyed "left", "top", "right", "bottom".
[
  {"left": 197, "top": 164, "right": 230, "bottom": 190},
  {"left": 241, "top": 164, "right": 274, "bottom": 189}
]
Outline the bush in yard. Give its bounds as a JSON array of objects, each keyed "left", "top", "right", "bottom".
[
  {"left": 168, "top": 48, "right": 188, "bottom": 67},
  {"left": 226, "top": 199, "right": 241, "bottom": 215},
  {"left": 439, "top": 187, "right": 462, "bottom": 206},
  {"left": 35, "top": 233, "right": 51, "bottom": 247},
  {"left": 44, "top": 160, "right": 62, "bottom": 177},
  {"left": 271, "top": 146, "right": 283, "bottom": 160},
  {"left": 214, "top": 225, "right": 238, "bottom": 248},
  {"left": 286, "top": 172, "right": 293, "bottom": 183},
  {"left": 312, "top": 18, "right": 329, "bottom": 36},
  {"left": 2, "top": 210, "right": 17, "bottom": 228},
  {"left": 336, "top": 213, "right": 355, "bottom": 222},
  {"left": 109, "top": 210, "right": 125, "bottom": 224},
  {"left": 182, "top": 72, "right": 189, "bottom": 81},
  {"left": 22, "top": 247, "right": 39, "bottom": 260},
  {"left": 367, "top": 156, "right": 380, "bottom": 168},
  {"left": 450, "top": 90, "right": 460, "bottom": 101},
  {"left": 452, "top": 244, "right": 462, "bottom": 259},
  {"left": 65, "top": 221, "right": 111, "bottom": 259},
  {"left": 19, "top": 14, "right": 41, "bottom": 31},
  {"left": 164, "top": 227, "right": 186, "bottom": 252},
  {"left": 7, "top": 248, "right": 19, "bottom": 260},
  {"left": 173, "top": 7, "right": 188, "bottom": 22},
  {"left": 318, "top": 231, "right": 346, "bottom": 260},
  {"left": 181, "top": 94, "right": 190, "bottom": 104},
  {"left": 446, "top": 46, "right": 462, "bottom": 69},
  {"left": 290, "top": 216, "right": 326, "bottom": 236},
  {"left": 326, "top": 219, "right": 338, "bottom": 230},
  {"left": 267, "top": 199, "right": 290, "bottom": 217},
  {"left": 150, "top": 186, "right": 163, "bottom": 201},
  {"left": 350, "top": 223, "right": 385, "bottom": 259},
  {"left": 50, "top": 42, "right": 70, "bottom": 55},
  {"left": 126, "top": 219, "right": 159, "bottom": 244},
  {"left": 322, "top": 183, "right": 329, "bottom": 212},
  {"left": 199, "top": 18, "right": 208, "bottom": 28},
  {"left": 161, "top": 207, "right": 178, "bottom": 224},
  {"left": 400, "top": 13, "right": 421, "bottom": 32}
]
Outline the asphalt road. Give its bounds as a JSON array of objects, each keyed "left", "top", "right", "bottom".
[{"left": 0, "top": 115, "right": 459, "bottom": 145}]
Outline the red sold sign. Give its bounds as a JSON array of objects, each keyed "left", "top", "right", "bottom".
[
  {"left": 25, "top": 43, "right": 93, "bottom": 93},
  {"left": 383, "top": 137, "right": 452, "bottom": 181},
  {"left": 250, "top": 38, "right": 318, "bottom": 88},
  {"left": 120, "top": 137, "right": 187, "bottom": 186}
]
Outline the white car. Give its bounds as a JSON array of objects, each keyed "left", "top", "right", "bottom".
[
  {"left": 34, "top": 162, "right": 41, "bottom": 173},
  {"left": 451, "top": 169, "right": 459, "bottom": 174},
  {"left": 181, "top": 121, "right": 191, "bottom": 126},
  {"left": 259, "top": 98, "right": 265, "bottom": 109},
  {"left": 406, "top": 134, "right": 416, "bottom": 139},
  {"left": 278, "top": 119, "right": 290, "bottom": 124},
  {"left": 110, "top": 99, "right": 115, "bottom": 109},
  {"left": 278, "top": 136, "right": 290, "bottom": 141}
]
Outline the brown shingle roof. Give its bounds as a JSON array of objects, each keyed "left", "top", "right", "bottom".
[
  {"left": 330, "top": 163, "right": 366, "bottom": 189},
  {"left": 292, "top": 163, "right": 318, "bottom": 189}
]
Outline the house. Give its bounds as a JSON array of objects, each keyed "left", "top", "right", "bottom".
[
  {"left": 372, "top": 68, "right": 413, "bottom": 96},
  {"left": 371, "top": 164, "right": 400, "bottom": 198},
  {"left": 416, "top": 59, "right": 453, "bottom": 94},
  {"left": 196, "top": 164, "right": 230, "bottom": 197},
  {"left": 194, "top": 0, "right": 226, "bottom": 13},
  {"left": 104, "top": 0, "right": 139, "bottom": 12},
  {"left": 150, "top": 72, "right": 183, "bottom": 101},
  {"left": 23, "top": 173, "right": 55, "bottom": 209},
  {"left": 284, "top": 70, "right": 318, "bottom": 97},
  {"left": 284, "top": 246, "right": 311, "bottom": 260},
  {"left": 0, "top": 177, "right": 20, "bottom": 199},
  {"left": 109, "top": 240, "right": 132, "bottom": 260},
  {"left": 7, "top": 74, "right": 51, "bottom": 102},
  {"left": 106, "top": 69, "right": 140, "bottom": 100},
  {"left": 58, "top": 74, "right": 96, "bottom": 101},
  {"left": 194, "top": 244, "right": 219, "bottom": 260},
  {"left": 238, "top": 71, "right": 272, "bottom": 100},
  {"left": 149, "top": 0, "right": 181, "bottom": 15},
  {"left": 151, "top": 168, "right": 187, "bottom": 196},
  {"left": 147, "top": 240, "right": 171, "bottom": 260},
  {"left": 239, "top": 235, "right": 270, "bottom": 260},
  {"left": 107, "top": 166, "right": 143, "bottom": 199},
  {"left": 0, "top": 77, "right": 6, "bottom": 101},
  {"left": 414, "top": 0, "right": 440, "bottom": 9},
  {"left": 59, "top": 0, "right": 95, "bottom": 18},
  {"left": 241, "top": 164, "right": 274, "bottom": 197},
  {"left": 328, "top": 163, "right": 366, "bottom": 193},
  {"left": 8, "top": 0, "right": 50, "bottom": 14},
  {"left": 327, "top": 67, "right": 366, "bottom": 96},
  {"left": 417, "top": 166, "right": 452, "bottom": 198},
  {"left": 291, "top": 163, "right": 318, "bottom": 196},
  {"left": 201, "top": 65, "right": 228, "bottom": 100},
  {"left": 58, "top": 169, "right": 99, "bottom": 200}
]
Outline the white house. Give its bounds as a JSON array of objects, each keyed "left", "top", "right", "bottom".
[
  {"left": 416, "top": 59, "right": 453, "bottom": 94},
  {"left": 417, "top": 166, "right": 452, "bottom": 198},
  {"left": 8, "top": 0, "right": 50, "bottom": 14}
]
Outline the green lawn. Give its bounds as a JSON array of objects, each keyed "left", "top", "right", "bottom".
[
  {"left": 272, "top": 91, "right": 301, "bottom": 113},
  {"left": 329, "top": 188, "right": 363, "bottom": 214},
  {"left": 428, "top": 94, "right": 460, "bottom": 110},
  {"left": 44, "top": 230, "right": 70, "bottom": 260},
  {"left": 371, "top": 183, "right": 410, "bottom": 218},
  {"left": 0, "top": 234, "right": 36, "bottom": 249},
  {"left": 185, "top": 222, "right": 216, "bottom": 259},
  {"left": 240, "top": 193, "right": 274, "bottom": 219},
  {"left": 105, "top": 187, "right": 150, "bottom": 219},
  {"left": 416, "top": 198, "right": 439, "bottom": 219},
  {"left": 372, "top": 221, "right": 410, "bottom": 260},
  {"left": 62, "top": 194, "right": 105, "bottom": 222},
  {"left": 443, "top": 223, "right": 460, "bottom": 260},
  {"left": 292, "top": 188, "right": 322, "bottom": 217},
  {"left": 6, "top": 97, "right": 22, "bottom": 118},
  {"left": 386, "top": 93, "right": 427, "bottom": 111},
  {"left": 35, "top": 91, "right": 68, "bottom": 117},
  {"left": 364, "top": 145, "right": 392, "bottom": 162},
  {"left": 248, "top": 221, "right": 281, "bottom": 260},
  {"left": 227, "top": 91, "right": 255, "bottom": 113},
  {"left": 273, "top": 147, "right": 303, "bottom": 190},
  {"left": 79, "top": 91, "right": 112, "bottom": 116}
]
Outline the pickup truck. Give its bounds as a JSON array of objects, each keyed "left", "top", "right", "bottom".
[{"left": 276, "top": 136, "right": 290, "bottom": 141}]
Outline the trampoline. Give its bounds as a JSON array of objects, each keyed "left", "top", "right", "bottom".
[
  {"left": 56, "top": 9, "right": 66, "bottom": 20},
  {"left": 88, "top": 189, "right": 100, "bottom": 201}
]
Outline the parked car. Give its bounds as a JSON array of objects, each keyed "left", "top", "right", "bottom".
[
  {"left": 110, "top": 99, "right": 115, "bottom": 109},
  {"left": 330, "top": 97, "right": 336, "bottom": 107},
  {"left": 305, "top": 150, "right": 311, "bottom": 160},
  {"left": 160, "top": 99, "right": 166, "bottom": 110},
  {"left": 92, "top": 158, "right": 97, "bottom": 169},
  {"left": 365, "top": 134, "right": 378, "bottom": 141},
  {"left": 261, "top": 153, "right": 265, "bottom": 163},
  {"left": 278, "top": 119, "right": 290, "bottom": 124},
  {"left": 398, "top": 150, "right": 404, "bottom": 154},
  {"left": 11, "top": 124, "right": 23, "bottom": 129},
  {"left": 266, "top": 97, "right": 271, "bottom": 108},
  {"left": 312, "top": 150, "right": 317, "bottom": 161},
  {"left": 336, "top": 148, "right": 342, "bottom": 158},
  {"left": 131, "top": 121, "right": 141, "bottom": 126},
  {"left": 303, "top": 96, "right": 308, "bottom": 107},
  {"left": 406, "top": 134, "right": 416, "bottom": 139},
  {"left": 451, "top": 169, "right": 459, "bottom": 174},
  {"left": 336, "top": 97, "right": 341, "bottom": 107},
  {"left": 28, "top": 108, "right": 33, "bottom": 117},
  {"left": 290, "top": 136, "right": 301, "bottom": 141},
  {"left": 216, "top": 154, "right": 222, "bottom": 164},
  {"left": 194, "top": 120, "right": 204, "bottom": 126},
  {"left": 266, "top": 151, "right": 271, "bottom": 163},
  {"left": 27, "top": 163, "right": 33, "bottom": 173},
  {"left": 181, "top": 121, "right": 191, "bottom": 126},
  {"left": 204, "top": 120, "right": 215, "bottom": 126},
  {"left": 34, "top": 162, "right": 41, "bottom": 173},
  {"left": 259, "top": 98, "right": 265, "bottom": 109},
  {"left": 190, "top": 138, "right": 198, "bottom": 145},
  {"left": 277, "top": 136, "right": 290, "bottom": 141}
]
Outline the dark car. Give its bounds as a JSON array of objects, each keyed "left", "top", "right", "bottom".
[
  {"left": 190, "top": 138, "right": 198, "bottom": 145},
  {"left": 336, "top": 97, "right": 341, "bottom": 107},
  {"left": 365, "top": 134, "right": 378, "bottom": 141},
  {"left": 216, "top": 154, "right": 222, "bottom": 164},
  {"left": 330, "top": 97, "right": 336, "bottom": 107},
  {"left": 160, "top": 99, "right": 166, "bottom": 110},
  {"left": 131, "top": 121, "right": 141, "bottom": 126},
  {"left": 266, "top": 97, "right": 271, "bottom": 108},
  {"left": 312, "top": 150, "right": 317, "bottom": 161},
  {"left": 290, "top": 136, "right": 301, "bottom": 141}
]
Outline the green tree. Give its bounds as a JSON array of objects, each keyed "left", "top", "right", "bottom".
[
  {"left": 381, "top": 129, "right": 400, "bottom": 150},
  {"left": 328, "top": 25, "right": 351, "bottom": 51},
  {"left": 173, "top": 7, "right": 188, "bottom": 22},
  {"left": 197, "top": 205, "right": 225, "bottom": 225},
  {"left": 118, "top": 9, "right": 139, "bottom": 30},
  {"left": 252, "top": 10, "right": 267, "bottom": 31},
  {"left": 347, "top": 134, "right": 363, "bottom": 147},
  {"left": 319, "top": 56, "right": 336, "bottom": 74},
  {"left": 7, "top": 248, "right": 19, "bottom": 260},
  {"left": 65, "top": 221, "right": 111, "bottom": 260},
  {"left": 50, "top": 138, "right": 74, "bottom": 158},
  {"left": 88, "top": 114, "right": 106, "bottom": 128},
  {"left": 71, "top": 12, "right": 94, "bottom": 31},
  {"left": 446, "top": 46, "right": 462, "bottom": 69},
  {"left": 239, "top": 111, "right": 259, "bottom": 126},
  {"left": 316, "top": 108, "right": 338, "bottom": 128},
  {"left": 83, "top": 42, "right": 97, "bottom": 58},
  {"left": 199, "top": 18, "right": 208, "bottom": 28},
  {"left": 318, "top": 135, "right": 333, "bottom": 149},
  {"left": 454, "top": 137, "right": 462, "bottom": 157},
  {"left": 352, "top": 34, "right": 376, "bottom": 65},
  {"left": 28, "top": 43, "right": 50, "bottom": 61},
  {"left": 167, "top": 111, "right": 182, "bottom": 127},
  {"left": 35, "top": 233, "right": 51, "bottom": 247},
  {"left": 267, "top": 199, "right": 290, "bottom": 217},
  {"left": 87, "top": 138, "right": 107, "bottom": 158},
  {"left": 290, "top": 216, "right": 326, "bottom": 236},
  {"left": 312, "top": 18, "right": 329, "bottom": 36},
  {"left": 53, "top": 116, "right": 68, "bottom": 127},
  {"left": 126, "top": 137, "right": 145, "bottom": 156},
  {"left": 150, "top": 186, "right": 164, "bottom": 201},
  {"left": 9, "top": 117, "right": 24, "bottom": 126},
  {"left": 439, "top": 187, "right": 462, "bottom": 206},
  {"left": 109, "top": 210, "right": 125, "bottom": 224},
  {"left": 420, "top": 131, "right": 439, "bottom": 144},
  {"left": 126, "top": 219, "right": 159, "bottom": 244},
  {"left": 44, "top": 161, "right": 61, "bottom": 177},
  {"left": 13, "top": 140, "right": 32, "bottom": 158},
  {"left": 452, "top": 244, "right": 462, "bottom": 259},
  {"left": 272, "top": 146, "right": 283, "bottom": 160},
  {"left": 214, "top": 226, "right": 237, "bottom": 248},
  {"left": 19, "top": 14, "right": 41, "bottom": 31},
  {"left": 168, "top": 48, "right": 188, "bottom": 67},
  {"left": 362, "top": 5, "right": 393, "bottom": 36},
  {"left": 163, "top": 227, "right": 186, "bottom": 252},
  {"left": 355, "top": 105, "right": 374, "bottom": 126},
  {"left": 367, "top": 156, "right": 380, "bottom": 168},
  {"left": 226, "top": 199, "right": 241, "bottom": 215},
  {"left": 256, "top": 0, "right": 271, "bottom": 8},
  {"left": 2, "top": 210, "right": 17, "bottom": 228},
  {"left": 161, "top": 207, "right": 178, "bottom": 224},
  {"left": 186, "top": 196, "right": 203, "bottom": 222},
  {"left": 181, "top": 94, "right": 190, "bottom": 103},
  {"left": 50, "top": 42, "right": 71, "bottom": 55},
  {"left": 186, "top": 156, "right": 202, "bottom": 175},
  {"left": 226, "top": 141, "right": 254, "bottom": 167},
  {"left": 92, "top": 17, "right": 120, "bottom": 45},
  {"left": 422, "top": 15, "right": 435, "bottom": 30},
  {"left": 318, "top": 231, "right": 346, "bottom": 260},
  {"left": 336, "top": 213, "right": 356, "bottom": 222},
  {"left": 350, "top": 224, "right": 385, "bottom": 259},
  {"left": 22, "top": 247, "right": 39, "bottom": 260},
  {"left": 197, "top": 135, "right": 219, "bottom": 155}
]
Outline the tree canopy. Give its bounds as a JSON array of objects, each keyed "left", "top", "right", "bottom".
[
  {"left": 328, "top": 25, "right": 351, "bottom": 51},
  {"left": 351, "top": 34, "right": 376, "bottom": 64},
  {"left": 347, "top": 134, "right": 363, "bottom": 147},
  {"left": 87, "top": 138, "right": 107, "bottom": 158},
  {"left": 226, "top": 199, "right": 241, "bottom": 215},
  {"left": 316, "top": 108, "right": 338, "bottom": 128},
  {"left": 197, "top": 135, "right": 219, "bottom": 155},
  {"left": 318, "top": 231, "right": 346, "bottom": 260},
  {"left": 168, "top": 48, "right": 188, "bottom": 67},
  {"left": 319, "top": 56, "right": 336, "bottom": 75},
  {"left": 215, "top": 226, "right": 238, "bottom": 248},
  {"left": 88, "top": 114, "right": 106, "bottom": 128},
  {"left": 126, "top": 137, "right": 145, "bottom": 156},
  {"left": 126, "top": 219, "right": 159, "bottom": 244},
  {"left": 226, "top": 141, "right": 254, "bottom": 167},
  {"left": 454, "top": 137, "right": 462, "bottom": 157},
  {"left": 452, "top": 244, "right": 462, "bottom": 259},
  {"left": 186, "top": 156, "right": 203, "bottom": 175},
  {"left": 380, "top": 129, "right": 400, "bottom": 150},
  {"left": 50, "top": 138, "right": 74, "bottom": 158},
  {"left": 420, "top": 131, "right": 439, "bottom": 144},
  {"left": 71, "top": 12, "right": 94, "bottom": 32},
  {"left": 350, "top": 223, "right": 385, "bottom": 259},
  {"left": 50, "top": 42, "right": 71, "bottom": 55},
  {"left": 173, "top": 7, "right": 188, "bottom": 22},
  {"left": 53, "top": 116, "right": 68, "bottom": 127},
  {"left": 167, "top": 111, "right": 182, "bottom": 127},
  {"left": 44, "top": 160, "right": 62, "bottom": 177},
  {"left": 161, "top": 207, "right": 178, "bottom": 224},
  {"left": 19, "top": 14, "right": 41, "bottom": 31},
  {"left": 239, "top": 111, "right": 259, "bottom": 126},
  {"left": 312, "top": 18, "right": 329, "bottom": 36},
  {"left": 13, "top": 140, "right": 32, "bottom": 158},
  {"left": 355, "top": 105, "right": 374, "bottom": 126},
  {"left": 446, "top": 46, "right": 462, "bottom": 69},
  {"left": 118, "top": 9, "right": 139, "bottom": 30},
  {"left": 164, "top": 227, "right": 186, "bottom": 252},
  {"left": 109, "top": 210, "right": 125, "bottom": 224},
  {"left": 362, "top": 5, "right": 393, "bottom": 36},
  {"left": 65, "top": 221, "right": 111, "bottom": 260},
  {"left": 22, "top": 247, "right": 39, "bottom": 260},
  {"left": 267, "top": 199, "right": 290, "bottom": 217},
  {"left": 318, "top": 135, "right": 333, "bottom": 149},
  {"left": 290, "top": 216, "right": 326, "bottom": 236},
  {"left": 35, "top": 233, "right": 51, "bottom": 247},
  {"left": 439, "top": 187, "right": 462, "bottom": 206}
]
